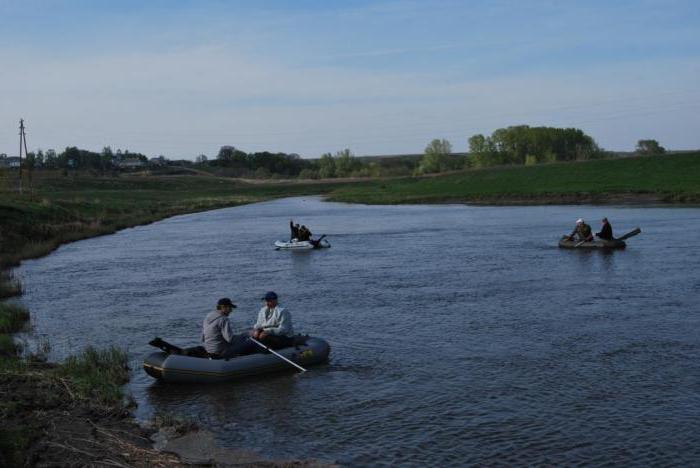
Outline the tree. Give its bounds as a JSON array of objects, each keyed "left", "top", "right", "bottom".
[
  {"left": 334, "top": 149, "right": 358, "bottom": 177},
  {"left": 636, "top": 139, "right": 665, "bottom": 156},
  {"left": 467, "top": 126, "right": 601, "bottom": 167},
  {"left": 416, "top": 139, "right": 452, "bottom": 174},
  {"left": 318, "top": 153, "right": 336, "bottom": 178},
  {"left": 195, "top": 154, "right": 208, "bottom": 164}
]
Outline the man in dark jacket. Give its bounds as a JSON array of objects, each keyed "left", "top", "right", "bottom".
[
  {"left": 298, "top": 225, "right": 312, "bottom": 241},
  {"left": 290, "top": 220, "right": 300, "bottom": 241},
  {"left": 596, "top": 217, "right": 613, "bottom": 240}
]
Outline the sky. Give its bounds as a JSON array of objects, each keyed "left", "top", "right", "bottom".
[{"left": 0, "top": 0, "right": 698, "bottom": 159}]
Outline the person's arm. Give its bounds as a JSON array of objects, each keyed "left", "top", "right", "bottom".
[
  {"left": 220, "top": 317, "right": 236, "bottom": 344},
  {"left": 254, "top": 308, "right": 266, "bottom": 330}
]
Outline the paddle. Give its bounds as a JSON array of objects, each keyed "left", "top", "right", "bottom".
[
  {"left": 249, "top": 337, "right": 307, "bottom": 373},
  {"left": 616, "top": 227, "right": 641, "bottom": 241}
]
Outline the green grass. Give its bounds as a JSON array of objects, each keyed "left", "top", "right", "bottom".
[
  {"left": 0, "top": 303, "right": 29, "bottom": 334},
  {"left": 56, "top": 346, "right": 130, "bottom": 405},
  {"left": 328, "top": 153, "right": 700, "bottom": 204}
]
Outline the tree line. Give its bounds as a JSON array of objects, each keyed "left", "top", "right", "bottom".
[{"left": 1, "top": 126, "right": 669, "bottom": 179}]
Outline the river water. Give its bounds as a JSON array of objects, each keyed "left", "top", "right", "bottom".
[{"left": 16, "top": 197, "right": 700, "bottom": 466}]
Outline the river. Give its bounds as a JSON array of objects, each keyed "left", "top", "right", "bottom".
[{"left": 16, "top": 197, "right": 700, "bottom": 466}]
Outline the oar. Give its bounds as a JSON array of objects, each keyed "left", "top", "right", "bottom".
[
  {"left": 249, "top": 337, "right": 307, "bottom": 373},
  {"left": 574, "top": 239, "right": 587, "bottom": 247},
  {"left": 616, "top": 227, "right": 641, "bottom": 241}
]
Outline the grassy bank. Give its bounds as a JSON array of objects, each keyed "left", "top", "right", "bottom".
[{"left": 328, "top": 153, "right": 700, "bottom": 204}]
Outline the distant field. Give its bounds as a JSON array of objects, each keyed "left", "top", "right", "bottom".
[{"left": 327, "top": 153, "right": 700, "bottom": 204}]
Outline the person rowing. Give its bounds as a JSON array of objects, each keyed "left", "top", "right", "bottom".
[{"left": 567, "top": 218, "right": 594, "bottom": 242}]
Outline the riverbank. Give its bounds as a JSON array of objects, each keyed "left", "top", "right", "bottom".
[{"left": 326, "top": 152, "right": 700, "bottom": 204}]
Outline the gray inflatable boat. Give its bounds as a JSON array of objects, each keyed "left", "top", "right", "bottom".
[
  {"left": 558, "top": 236, "right": 626, "bottom": 250},
  {"left": 144, "top": 337, "right": 330, "bottom": 384}
]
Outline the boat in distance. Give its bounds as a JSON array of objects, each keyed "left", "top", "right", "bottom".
[
  {"left": 274, "top": 239, "right": 331, "bottom": 250},
  {"left": 558, "top": 237, "right": 626, "bottom": 249}
]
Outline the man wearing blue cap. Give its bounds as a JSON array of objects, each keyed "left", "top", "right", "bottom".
[{"left": 251, "top": 291, "right": 295, "bottom": 349}]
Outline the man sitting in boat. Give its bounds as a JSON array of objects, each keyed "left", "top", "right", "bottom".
[
  {"left": 567, "top": 218, "right": 594, "bottom": 242},
  {"left": 250, "top": 291, "right": 295, "bottom": 349},
  {"left": 595, "top": 217, "right": 613, "bottom": 240},
  {"left": 290, "top": 220, "right": 301, "bottom": 241},
  {"left": 202, "top": 298, "right": 257, "bottom": 359},
  {"left": 298, "top": 225, "right": 312, "bottom": 241}
]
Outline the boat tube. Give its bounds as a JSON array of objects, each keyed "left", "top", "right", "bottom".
[
  {"left": 143, "top": 336, "right": 330, "bottom": 383},
  {"left": 274, "top": 239, "right": 331, "bottom": 250},
  {"left": 558, "top": 236, "right": 626, "bottom": 250}
]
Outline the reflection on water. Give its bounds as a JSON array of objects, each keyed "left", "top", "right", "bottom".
[{"left": 17, "top": 197, "right": 700, "bottom": 466}]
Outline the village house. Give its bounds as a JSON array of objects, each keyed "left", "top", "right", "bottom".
[
  {"left": 0, "top": 156, "right": 21, "bottom": 168},
  {"left": 116, "top": 158, "right": 145, "bottom": 169}
]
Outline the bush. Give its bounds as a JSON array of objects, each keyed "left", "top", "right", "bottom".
[{"left": 298, "top": 168, "right": 319, "bottom": 179}]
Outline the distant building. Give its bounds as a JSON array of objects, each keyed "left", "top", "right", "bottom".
[
  {"left": 117, "top": 159, "right": 145, "bottom": 169},
  {"left": 149, "top": 156, "right": 167, "bottom": 166},
  {"left": 3, "top": 156, "right": 21, "bottom": 168}
]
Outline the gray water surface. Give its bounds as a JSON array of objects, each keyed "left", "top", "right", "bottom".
[{"left": 17, "top": 197, "right": 700, "bottom": 466}]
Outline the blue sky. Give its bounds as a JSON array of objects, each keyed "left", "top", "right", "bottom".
[{"left": 0, "top": 0, "right": 698, "bottom": 158}]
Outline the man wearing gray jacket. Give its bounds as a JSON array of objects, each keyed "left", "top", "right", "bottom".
[
  {"left": 251, "top": 291, "right": 295, "bottom": 349},
  {"left": 202, "top": 298, "right": 256, "bottom": 358}
]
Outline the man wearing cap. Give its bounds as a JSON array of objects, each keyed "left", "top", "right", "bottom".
[
  {"left": 202, "top": 298, "right": 256, "bottom": 359},
  {"left": 567, "top": 218, "right": 594, "bottom": 242},
  {"left": 251, "top": 291, "right": 295, "bottom": 349}
]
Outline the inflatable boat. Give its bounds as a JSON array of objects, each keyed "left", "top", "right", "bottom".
[
  {"left": 558, "top": 237, "right": 626, "bottom": 250},
  {"left": 274, "top": 238, "right": 330, "bottom": 250},
  {"left": 143, "top": 336, "right": 330, "bottom": 383},
  {"left": 558, "top": 227, "right": 640, "bottom": 250}
]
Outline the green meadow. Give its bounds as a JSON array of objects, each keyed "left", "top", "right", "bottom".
[{"left": 328, "top": 153, "right": 700, "bottom": 204}]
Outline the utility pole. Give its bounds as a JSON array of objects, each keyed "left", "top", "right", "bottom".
[{"left": 19, "top": 119, "right": 27, "bottom": 195}]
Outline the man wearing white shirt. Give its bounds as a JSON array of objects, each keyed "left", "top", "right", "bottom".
[{"left": 251, "top": 291, "right": 295, "bottom": 349}]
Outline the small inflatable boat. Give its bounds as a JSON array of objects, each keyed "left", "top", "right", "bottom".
[
  {"left": 274, "top": 238, "right": 331, "bottom": 250},
  {"left": 558, "top": 237, "right": 626, "bottom": 250},
  {"left": 558, "top": 228, "right": 640, "bottom": 250},
  {"left": 143, "top": 336, "right": 330, "bottom": 383}
]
